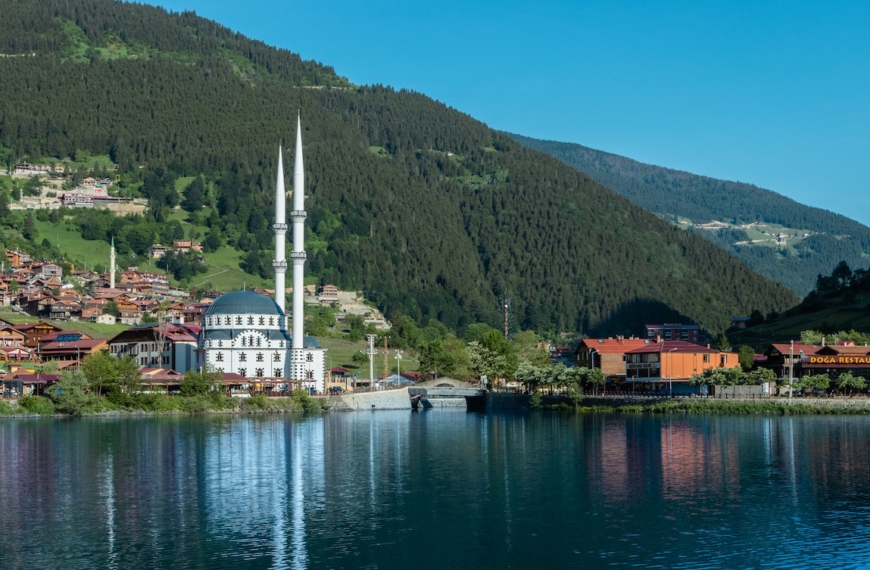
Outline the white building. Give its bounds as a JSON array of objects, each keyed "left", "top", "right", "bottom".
[
  {"left": 196, "top": 117, "right": 327, "bottom": 392},
  {"left": 197, "top": 290, "right": 325, "bottom": 391}
]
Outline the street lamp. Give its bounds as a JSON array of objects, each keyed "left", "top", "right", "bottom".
[
  {"left": 395, "top": 351, "right": 403, "bottom": 385},
  {"left": 668, "top": 347, "right": 677, "bottom": 397}
]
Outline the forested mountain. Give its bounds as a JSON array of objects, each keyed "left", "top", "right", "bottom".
[
  {"left": 511, "top": 134, "right": 870, "bottom": 296},
  {"left": 0, "top": 0, "right": 799, "bottom": 337}
]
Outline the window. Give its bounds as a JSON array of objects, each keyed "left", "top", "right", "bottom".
[
  {"left": 240, "top": 353, "right": 247, "bottom": 362},
  {"left": 305, "top": 370, "right": 314, "bottom": 380},
  {"left": 208, "top": 340, "right": 212, "bottom": 348},
  {"left": 256, "top": 368, "right": 264, "bottom": 377},
  {"left": 242, "top": 337, "right": 247, "bottom": 347},
  {"left": 225, "top": 316, "right": 231, "bottom": 325},
  {"left": 269, "top": 317, "right": 274, "bottom": 326},
  {"left": 207, "top": 317, "right": 212, "bottom": 326},
  {"left": 257, "top": 353, "right": 264, "bottom": 362},
  {"left": 216, "top": 352, "right": 224, "bottom": 362},
  {"left": 236, "top": 316, "right": 242, "bottom": 325},
  {"left": 703, "top": 354, "right": 710, "bottom": 363},
  {"left": 218, "top": 340, "right": 223, "bottom": 348},
  {"left": 273, "top": 353, "right": 281, "bottom": 362},
  {"left": 247, "top": 316, "right": 254, "bottom": 325},
  {"left": 259, "top": 316, "right": 265, "bottom": 326},
  {"left": 306, "top": 353, "right": 313, "bottom": 362},
  {"left": 239, "top": 368, "right": 247, "bottom": 377},
  {"left": 274, "top": 369, "right": 282, "bottom": 378},
  {"left": 280, "top": 341, "right": 284, "bottom": 348},
  {"left": 256, "top": 337, "right": 261, "bottom": 347}
]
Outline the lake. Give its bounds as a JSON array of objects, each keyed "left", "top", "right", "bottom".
[{"left": 2, "top": 411, "right": 870, "bottom": 569}]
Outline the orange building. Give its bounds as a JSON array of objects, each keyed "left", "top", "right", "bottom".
[{"left": 624, "top": 340, "right": 739, "bottom": 386}]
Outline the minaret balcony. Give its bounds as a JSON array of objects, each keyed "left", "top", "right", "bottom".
[
  {"left": 272, "top": 223, "right": 288, "bottom": 231},
  {"left": 290, "top": 210, "right": 307, "bottom": 221},
  {"left": 272, "top": 260, "right": 288, "bottom": 269},
  {"left": 290, "top": 252, "right": 307, "bottom": 260}
]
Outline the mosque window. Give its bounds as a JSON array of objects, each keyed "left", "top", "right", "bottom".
[
  {"left": 236, "top": 316, "right": 242, "bottom": 325},
  {"left": 247, "top": 316, "right": 254, "bottom": 325},
  {"left": 256, "top": 337, "right": 262, "bottom": 347},
  {"left": 273, "top": 353, "right": 281, "bottom": 362},
  {"left": 269, "top": 317, "right": 274, "bottom": 326},
  {"left": 306, "top": 371, "right": 314, "bottom": 380},
  {"left": 306, "top": 353, "right": 313, "bottom": 362},
  {"left": 208, "top": 340, "right": 212, "bottom": 348},
  {"left": 218, "top": 341, "right": 223, "bottom": 348},
  {"left": 256, "top": 368, "right": 264, "bottom": 377},
  {"left": 240, "top": 353, "right": 247, "bottom": 362},
  {"left": 241, "top": 337, "right": 246, "bottom": 347},
  {"left": 216, "top": 352, "right": 224, "bottom": 362},
  {"left": 239, "top": 368, "right": 247, "bottom": 377},
  {"left": 274, "top": 369, "right": 282, "bottom": 378},
  {"left": 225, "top": 316, "right": 231, "bottom": 325},
  {"left": 256, "top": 352, "right": 264, "bottom": 362},
  {"left": 280, "top": 341, "right": 284, "bottom": 348},
  {"left": 259, "top": 316, "right": 265, "bottom": 326},
  {"left": 207, "top": 317, "right": 212, "bottom": 326}
]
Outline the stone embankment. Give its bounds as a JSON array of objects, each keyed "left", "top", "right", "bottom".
[
  {"left": 327, "top": 387, "right": 411, "bottom": 411},
  {"left": 581, "top": 395, "right": 870, "bottom": 411}
]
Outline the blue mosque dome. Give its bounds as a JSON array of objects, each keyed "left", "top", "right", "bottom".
[{"left": 204, "top": 290, "right": 285, "bottom": 317}]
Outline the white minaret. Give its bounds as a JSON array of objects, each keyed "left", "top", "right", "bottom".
[
  {"left": 109, "top": 236, "right": 116, "bottom": 289},
  {"left": 290, "top": 115, "right": 307, "bottom": 384},
  {"left": 272, "top": 146, "right": 288, "bottom": 312}
]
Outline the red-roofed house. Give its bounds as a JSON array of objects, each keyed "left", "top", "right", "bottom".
[{"left": 575, "top": 337, "right": 651, "bottom": 380}]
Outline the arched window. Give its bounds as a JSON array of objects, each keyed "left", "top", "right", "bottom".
[
  {"left": 207, "top": 317, "right": 212, "bottom": 326},
  {"left": 247, "top": 316, "right": 254, "bottom": 325},
  {"left": 216, "top": 352, "right": 224, "bottom": 362},
  {"left": 274, "top": 369, "right": 282, "bottom": 378},
  {"left": 306, "top": 353, "right": 313, "bottom": 362},
  {"left": 218, "top": 340, "right": 223, "bottom": 348},
  {"left": 256, "top": 353, "right": 264, "bottom": 362},
  {"left": 256, "top": 368, "right": 264, "bottom": 377},
  {"left": 269, "top": 317, "right": 274, "bottom": 326},
  {"left": 279, "top": 341, "right": 284, "bottom": 348},
  {"left": 241, "top": 337, "right": 247, "bottom": 347},
  {"left": 239, "top": 368, "right": 247, "bottom": 377},
  {"left": 239, "top": 353, "right": 247, "bottom": 362},
  {"left": 236, "top": 316, "right": 242, "bottom": 325},
  {"left": 259, "top": 316, "right": 265, "bottom": 326},
  {"left": 225, "top": 316, "right": 231, "bottom": 325},
  {"left": 256, "top": 337, "right": 261, "bottom": 347},
  {"left": 305, "top": 370, "right": 314, "bottom": 380},
  {"left": 273, "top": 353, "right": 281, "bottom": 362}
]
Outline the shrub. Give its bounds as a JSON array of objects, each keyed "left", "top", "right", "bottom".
[{"left": 19, "top": 395, "right": 56, "bottom": 415}]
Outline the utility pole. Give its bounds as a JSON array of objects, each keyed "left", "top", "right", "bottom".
[
  {"left": 382, "top": 336, "right": 389, "bottom": 381},
  {"left": 502, "top": 296, "right": 510, "bottom": 339},
  {"left": 366, "top": 334, "right": 378, "bottom": 390}
]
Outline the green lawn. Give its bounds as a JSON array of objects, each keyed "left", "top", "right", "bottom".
[
  {"left": 34, "top": 218, "right": 113, "bottom": 270},
  {"left": 0, "top": 309, "right": 129, "bottom": 339}
]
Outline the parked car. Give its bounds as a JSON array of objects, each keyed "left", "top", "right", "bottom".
[{"left": 329, "top": 386, "right": 344, "bottom": 394}]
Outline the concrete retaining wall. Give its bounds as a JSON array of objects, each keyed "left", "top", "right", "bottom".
[
  {"left": 485, "top": 392, "right": 530, "bottom": 410},
  {"left": 327, "top": 387, "right": 411, "bottom": 411}
]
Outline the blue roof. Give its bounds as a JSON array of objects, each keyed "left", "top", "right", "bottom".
[{"left": 204, "top": 290, "right": 284, "bottom": 317}]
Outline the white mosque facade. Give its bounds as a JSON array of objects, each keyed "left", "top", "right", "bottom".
[{"left": 196, "top": 117, "right": 327, "bottom": 393}]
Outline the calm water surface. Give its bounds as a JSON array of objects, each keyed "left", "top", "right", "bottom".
[{"left": 2, "top": 411, "right": 870, "bottom": 569}]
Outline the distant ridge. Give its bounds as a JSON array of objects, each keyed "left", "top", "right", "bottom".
[{"left": 510, "top": 133, "right": 870, "bottom": 296}]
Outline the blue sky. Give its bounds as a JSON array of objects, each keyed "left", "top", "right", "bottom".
[{"left": 148, "top": 0, "right": 870, "bottom": 226}]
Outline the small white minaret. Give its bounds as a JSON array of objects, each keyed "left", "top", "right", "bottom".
[
  {"left": 272, "top": 146, "right": 288, "bottom": 312},
  {"left": 109, "top": 236, "right": 116, "bottom": 289},
  {"left": 290, "top": 115, "right": 307, "bottom": 384}
]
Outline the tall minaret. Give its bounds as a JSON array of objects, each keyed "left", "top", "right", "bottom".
[
  {"left": 109, "top": 236, "right": 116, "bottom": 289},
  {"left": 290, "top": 115, "right": 307, "bottom": 383},
  {"left": 272, "top": 146, "right": 288, "bottom": 312}
]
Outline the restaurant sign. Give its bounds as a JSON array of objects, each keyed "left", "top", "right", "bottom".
[{"left": 808, "top": 356, "right": 870, "bottom": 365}]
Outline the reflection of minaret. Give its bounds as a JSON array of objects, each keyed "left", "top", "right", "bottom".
[
  {"left": 290, "top": 116, "right": 307, "bottom": 384},
  {"left": 110, "top": 236, "right": 116, "bottom": 289},
  {"left": 273, "top": 146, "right": 288, "bottom": 312}
]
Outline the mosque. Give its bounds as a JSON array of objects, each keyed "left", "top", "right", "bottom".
[{"left": 196, "top": 117, "right": 326, "bottom": 392}]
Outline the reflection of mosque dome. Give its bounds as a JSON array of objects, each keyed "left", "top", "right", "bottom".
[{"left": 204, "top": 290, "right": 285, "bottom": 317}]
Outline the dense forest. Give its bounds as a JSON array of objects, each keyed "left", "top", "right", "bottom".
[
  {"left": 511, "top": 134, "right": 870, "bottom": 296},
  {"left": 0, "top": 0, "right": 799, "bottom": 337}
]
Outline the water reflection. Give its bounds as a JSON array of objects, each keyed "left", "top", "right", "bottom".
[{"left": 2, "top": 413, "right": 870, "bottom": 569}]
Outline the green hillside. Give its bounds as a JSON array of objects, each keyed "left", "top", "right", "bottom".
[
  {"left": 0, "top": 0, "right": 799, "bottom": 337},
  {"left": 511, "top": 134, "right": 870, "bottom": 296}
]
